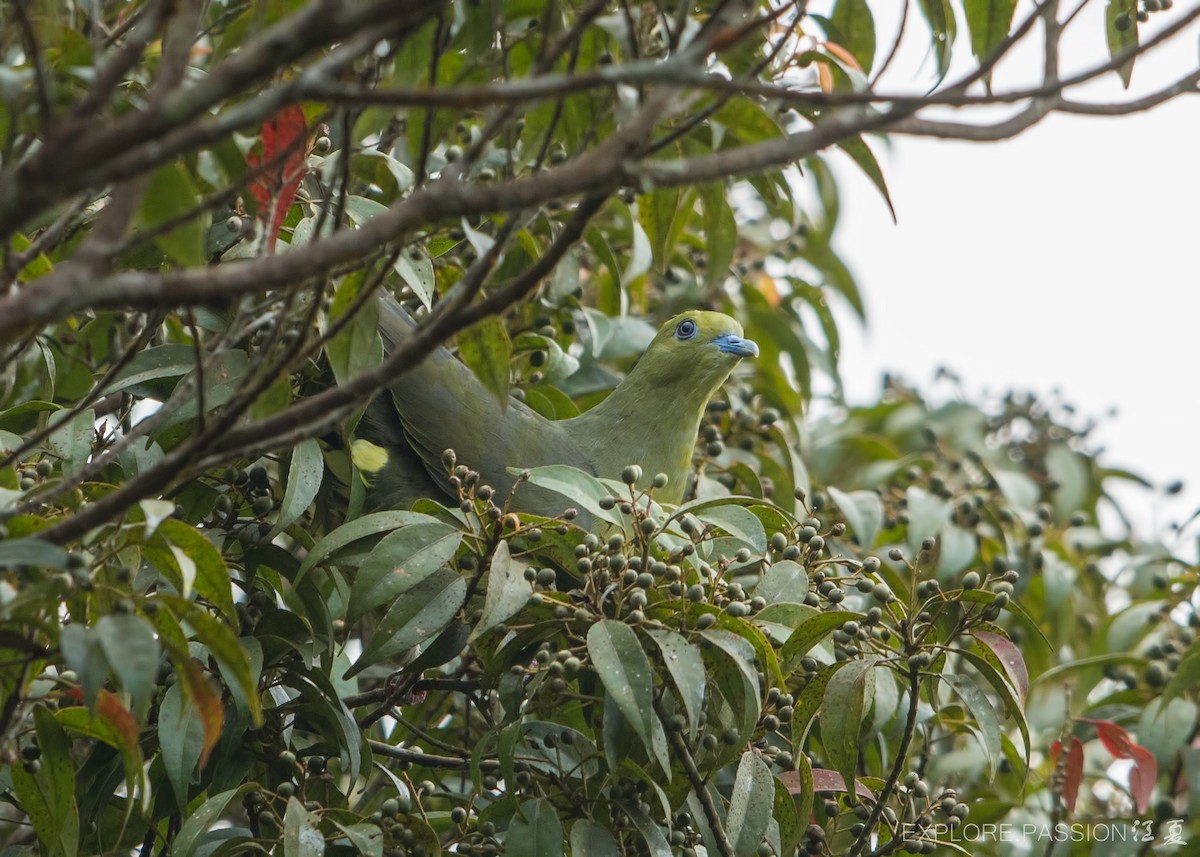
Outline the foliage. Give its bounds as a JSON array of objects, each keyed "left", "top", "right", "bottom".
[{"left": 1, "top": 1, "right": 1198, "bottom": 856}]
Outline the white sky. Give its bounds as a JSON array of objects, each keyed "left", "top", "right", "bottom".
[{"left": 820, "top": 0, "right": 1199, "bottom": 553}]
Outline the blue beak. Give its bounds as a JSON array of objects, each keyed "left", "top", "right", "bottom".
[{"left": 713, "top": 333, "right": 759, "bottom": 358}]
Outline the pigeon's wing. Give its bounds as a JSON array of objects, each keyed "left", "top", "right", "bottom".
[{"left": 375, "top": 296, "right": 593, "bottom": 515}]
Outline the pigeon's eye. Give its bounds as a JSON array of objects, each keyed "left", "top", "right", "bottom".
[{"left": 675, "top": 319, "right": 697, "bottom": 340}]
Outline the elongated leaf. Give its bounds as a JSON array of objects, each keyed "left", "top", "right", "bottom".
[
  {"left": 963, "top": 0, "right": 1017, "bottom": 62},
  {"left": 791, "top": 661, "right": 853, "bottom": 745},
  {"left": 972, "top": 630, "right": 1029, "bottom": 706},
  {"left": 941, "top": 672, "right": 1002, "bottom": 777},
  {"left": 917, "top": 0, "right": 956, "bottom": 80},
  {"left": 149, "top": 520, "right": 236, "bottom": 623},
  {"left": 326, "top": 272, "right": 383, "bottom": 386},
  {"left": 140, "top": 161, "right": 206, "bottom": 266},
  {"left": 284, "top": 797, "right": 325, "bottom": 857},
  {"left": 828, "top": 0, "right": 876, "bottom": 73},
  {"left": 458, "top": 316, "right": 512, "bottom": 407},
  {"left": 570, "top": 819, "right": 619, "bottom": 857},
  {"left": 95, "top": 614, "right": 159, "bottom": 714},
  {"left": 348, "top": 520, "right": 462, "bottom": 622},
  {"left": 276, "top": 438, "right": 322, "bottom": 534},
  {"left": 174, "top": 785, "right": 256, "bottom": 857},
  {"left": 296, "top": 510, "right": 436, "bottom": 583},
  {"left": 827, "top": 487, "right": 883, "bottom": 549},
  {"left": 347, "top": 567, "right": 467, "bottom": 676},
  {"left": 821, "top": 657, "right": 877, "bottom": 792},
  {"left": 516, "top": 465, "right": 623, "bottom": 525},
  {"left": 727, "top": 752, "right": 775, "bottom": 857},
  {"left": 11, "top": 706, "right": 78, "bottom": 857},
  {"left": 1105, "top": 1, "right": 1138, "bottom": 88},
  {"left": 587, "top": 620, "right": 670, "bottom": 776},
  {"left": 647, "top": 629, "right": 706, "bottom": 739},
  {"left": 956, "top": 647, "right": 1029, "bottom": 773},
  {"left": 780, "top": 611, "right": 862, "bottom": 667},
  {"left": 472, "top": 540, "right": 532, "bottom": 640},
  {"left": 159, "top": 682, "right": 206, "bottom": 808},
  {"left": 508, "top": 798, "right": 564, "bottom": 857}
]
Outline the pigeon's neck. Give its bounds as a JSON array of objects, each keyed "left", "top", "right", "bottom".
[{"left": 569, "top": 375, "right": 710, "bottom": 504}]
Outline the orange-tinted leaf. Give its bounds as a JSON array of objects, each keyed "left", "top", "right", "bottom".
[
  {"left": 974, "top": 630, "right": 1029, "bottom": 707},
  {"left": 1128, "top": 743, "right": 1158, "bottom": 813},
  {"left": 817, "top": 62, "right": 833, "bottom": 93},
  {"left": 179, "top": 658, "right": 225, "bottom": 768},
  {"left": 822, "top": 41, "right": 863, "bottom": 73},
  {"left": 1064, "top": 736, "right": 1084, "bottom": 812},
  {"left": 95, "top": 690, "right": 140, "bottom": 751},
  {"left": 247, "top": 104, "right": 309, "bottom": 252}
]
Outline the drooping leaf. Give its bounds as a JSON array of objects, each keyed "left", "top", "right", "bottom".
[
  {"left": 508, "top": 798, "right": 564, "bottom": 857},
  {"left": 347, "top": 567, "right": 467, "bottom": 676},
  {"left": 727, "top": 751, "right": 775, "bottom": 857},
  {"left": 820, "top": 657, "right": 877, "bottom": 792},
  {"left": 587, "top": 620, "right": 670, "bottom": 777},
  {"left": 1105, "top": 0, "right": 1138, "bottom": 89}
]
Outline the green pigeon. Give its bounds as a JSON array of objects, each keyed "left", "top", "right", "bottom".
[{"left": 356, "top": 296, "right": 758, "bottom": 517}]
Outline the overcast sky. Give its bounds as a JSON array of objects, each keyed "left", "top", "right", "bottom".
[{"left": 820, "top": 1, "right": 1199, "bottom": 554}]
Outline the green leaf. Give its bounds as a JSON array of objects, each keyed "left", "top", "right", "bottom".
[
  {"left": 508, "top": 799, "right": 563, "bottom": 857},
  {"left": 283, "top": 797, "right": 324, "bottom": 857},
  {"left": 700, "top": 184, "right": 737, "bottom": 290},
  {"left": 936, "top": 524, "right": 977, "bottom": 580},
  {"left": 108, "top": 345, "right": 195, "bottom": 397},
  {"left": 158, "top": 594, "right": 263, "bottom": 724},
  {"left": 296, "top": 510, "right": 438, "bottom": 584},
  {"left": 755, "top": 561, "right": 810, "bottom": 608},
  {"left": 11, "top": 706, "right": 78, "bottom": 857},
  {"left": 780, "top": 611, "right": 862, "bottom": 668},
  {"left": 917, "top": 0, "right": 957, "bottom": 80},
  {"left": 348, "top": 567, "right": 467, "bottom": 676},
  {"left": 158, "top": 682, "right": 206, "bottom": 808},
  {"left": 471, "top": 540, "right": 531, "bottom": 641},
  {"left": 347, "top": 519, "right": 462, "bottom": 622},
  {"left": 956, "top": 647, "right": 1030, "bottom": 774},
  {"left": 174, "top": 785, "right": 256, "bottom": 857},
  {"left": 963, "top": 0, "right": 1018, "bottom": 62},
  {"left": 1105, "top": 0, "right": 1138, "bottom": 88},
  {"left": 516, "top": 465, "right": 623, "bottom": 525},
  {"left": 1162, "top": 639, "right": 1200, "bottom": 706},
  {"left": 906, "top": 486, "right": 950, "bottom": 551},
  {"left": 828, "top": 0, "right": 876, "bottom": 74},
  {"left": 646, "top": 629, "right": 706, "bottom": 739},
  {"left": 458, "top": 315, "right": 512, "bottom": 407},
  {"left": 1138, "top": 697, "right": 1197, "bottom": 768},
  {"left": 326, "top": 273, "right": 383, "bottom": 387},
  {"left": 275, "top": 438, "right": 322, "bottom": 534},
  {"left": 700, "top": 503, "right": 767, "bottom": 552},
  {"left": 0, "top": 538, "right": 70, "bottom": 569},
  {"left": 47, "top": 408, "right": 93, "bottom": 478},
  {"left": 95, "top": 614, "right": 160, "bottom": 714},
  {"left": 941, "top": 673, "right": 1002, "bottom": 777},
  {"left": 820, "top": 657, "right": 877, "bottom": 792},
  {"left": 587, "top": 619, "right": 670, "bottom": 777},
  {"left": 827, "top": 487, "right": 883, "bottom": 549},
  {"left": 727, "top": 752, "right": 775, "bottom": 857},
  {"left": 59, "top": 624, "right": 107, "bottom": 707},
  {"left": 772, "top": 769, "right": 803, "bottom": 857},
  {"left": 334, "top": 822, "right": 385, "bottom": 857},
  {"left": 626, "top": 804, "right": 672, "bottom": 857},
  {"left": 151, "top": 519, "right": 236, "bottom": 623},
  {"left": 570, "top": 819, "right": 619, "bottom": 857},
  {"left": 139, "top": 161, "right": 207, "bottom": 266}
]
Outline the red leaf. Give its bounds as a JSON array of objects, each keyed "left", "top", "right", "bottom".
[
  {"left": 1128, "top": 743, "right": 1158, "bottom": 814},
  {"left": 1063, "top": 736, "right": 1084, "bottom": 812},
  {"left": 777, "top": 768, "right": 878, "bottom": 802},
  {"left": 1083, "top": 719, "right": 1134, "bottom": 758},
  {"left": 247, "top": 104, "right": 308, "bottom": 252},
  {"left": 1049, "top": 739, "right": 1062, "bottom": 764},
  {"left": 178, "top": 658, "right": 225, "bottom": 768},
  {"left": 973, "top": 630, "right": 1029, "bottom": 707}
]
